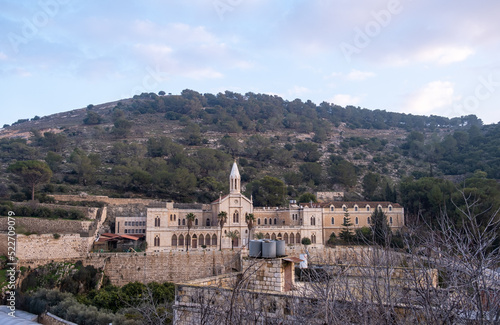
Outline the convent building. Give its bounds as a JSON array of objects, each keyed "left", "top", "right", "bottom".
[{"left": 123, "top": 162, "right": 404, "bottom": 252}]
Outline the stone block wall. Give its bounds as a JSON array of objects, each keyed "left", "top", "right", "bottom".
[
  {"left": 82, "top": 250, "right": 240, "bottom": 286},
  {"left": 51, "top": 194, "right": 161, "bottom": 206},
  {"left": 242, "top": 258, "right": 286, "bottom": 292},
  {"left": 14, "top": 233, "right": 93, "bottom": 260},
  {"left": 0, "top": 217, "right": 93, "bottom": 235}
]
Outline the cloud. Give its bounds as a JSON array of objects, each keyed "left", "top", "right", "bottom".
[
  {"left": 329, "top": 69, "right": 375, "bottom": 81},
  {"left": 405, "top": 81, "right": 455, "bottom": 115},
  {"left": 346, "top": 69, "right": 375, "bottom": 81},
  {"left": 330, "top": 94, "right": 361, "bottom": 107},
  {"left": 288, "top": 86, "right": 311, "bottom": 97},
  {"left": 414, "top": 46, "right": 475, "bottom": 65}
]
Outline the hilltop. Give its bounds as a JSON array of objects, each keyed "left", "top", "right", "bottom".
[{"left": 0, "top": 89, "right": 498, "bottom": 207}]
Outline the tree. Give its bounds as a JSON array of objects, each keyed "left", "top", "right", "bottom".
[
  {"left": 245, "top": 213, "right": 255, "bottom": 245},
  {"left": 362, "top": 172, "right": 380, "bottom": 200},
  {"left": 185, "top": 213, "right": 196, "bottom": 252},
  {"left": 83, "top": 111, "right": 102, "bottom": 125},
  {"left": 69, "top": 148, "right": 100, "bottom": 186},
  {"left": 298, "top": 192, "right": 317, "bottom": 203},
  {"left": 245, "top": 176, "right": 285, "bottom": 207},
  {"left": 254, "top": 232, "right": 264, "bottom": 240},
  {"left": 217, "top": 211, "right": 227, "bottom": 251},
  {"left": 339, "top": 209, "right": 354, "bottom": 243},
  {"left": 7, "top": 160, "right": 52, "bottom": 201},
  {"left": 301, "top": 237, "right": 312, "bottom": 246},
  {"left": 299, "top": 162, "right": 323, "bottom": 185},
  {"left": 294, "top": 142, "right": 321, "bottom": 162},
  {"left": 370, "top": 208, "right": 391, "bottom": 246},
  {"left": 225, "top": 231, "right": 239, "bottom": 251}
]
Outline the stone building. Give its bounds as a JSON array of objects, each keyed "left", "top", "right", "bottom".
[{"left": 130, "top": 161, "right": 404, "bottom": 252}]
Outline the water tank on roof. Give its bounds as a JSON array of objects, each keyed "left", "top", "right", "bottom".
[
  {"left": 262, "top": 240, "right": 276, "bottom": 258},
  {"left": 276, "top": 240, "right": 286, "bottom": 256},
  {"left": 249, "top": 240, "right": 262, "bottom": 258}
]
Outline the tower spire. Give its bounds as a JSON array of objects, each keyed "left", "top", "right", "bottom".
[{"left": 230, "top": 160, "right": 241, "bottom": 194}]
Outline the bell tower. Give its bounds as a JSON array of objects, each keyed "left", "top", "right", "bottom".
[{"left": 229, "top": 161, "right": 241, "bottom": 194}]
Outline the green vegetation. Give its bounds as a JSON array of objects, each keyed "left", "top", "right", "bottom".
[
  {"left": 0, "top": 202, "right": 86, "bottom": 220},
  {"left": 16, "top": 261, "right": 175, "bottom": 324}
]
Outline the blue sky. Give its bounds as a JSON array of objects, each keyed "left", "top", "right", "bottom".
[{"left": 1, "top": 0, "right": 500, "bottom": 126}]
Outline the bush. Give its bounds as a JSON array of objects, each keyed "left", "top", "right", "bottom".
[
  {"left": 34, "top": 207, "right": 52, "bottom": 218},
  {"left": 301, "top": 237, "right": 311, "bottom": 245}
]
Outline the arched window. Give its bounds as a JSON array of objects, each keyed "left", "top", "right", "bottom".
[
  {"left": 154, "top": 235, "right": 160, "bottom": 247},
  {"left": 174, "top": 214, "right": 176, "bottom": 221},
  {"left": 265, "top": 233, "right": 270, "bottom": 239},
  {"left": 310, "top": 216, "right": 315, "bottom": 226},
  {"left": 366, "top": 206, "right": 370, "bottom": 212},
  {"left": 290, "top": 233, "right": 295, "bottom": 244},
  {"left": 354, "top": 205, "right": 358, "bottom": 211},
  {"left": 330, "top": 206, "right": 334, "bottom": 212},
  {"left": 182, "top": 219, "right": 185, "bottom": 226},
  {"left": 212, "top": 234, "right": 217, "bottom": 246},
  {"left": 311, "top": 234, "right": 316, "bottom": 244},
  {"left": 378, "top": 206, "right": 382, "bottom": 212},
  {"left": 178, "top": 219, "right": 180, "bottom": 226},
  {"left": 296, "top": 233, "right": 301, "bottom": 244},
  {"left": 171, "top": 234, "right": 177, "bottom": 246},
  {"left": 195, "top": 219, "right": 198, "bottom": 226},
  {"left": 258, "top": 218, "right": 261, "bottom": 225},
  {"left": 199, "top": 234, "right": 204, "bottom": 246},
  {"left": 389, "top": 217, "right": 393, "bottom": 225},
  {"left": 367, "top": 217, "right": 371, "bottom": 224},
  {"left": 274, "top": 218, "right": 277, "bottom": 225},
  {"left": 179, "top": 235, "right": 184, "bottom": 246},
  {"left": 206, "top": 218, "right": 210, "bottom": 226},
  {"left": 355, "top": 217, "right": 359, "bottom": 225},
  {"left": 271, "top": 233, "right": 276, "bottom": 240},
  {"left": 342, "top": 205, "right": 347, "bottom": 212},
  {"left": 277, "top": 233, "right": 282, "bottom": 240},
  {"left": 284, "top": 233, "right": 289, "bottom": 244},
  {"left": 233, "top": 211, "right": 239, "bottom": 223},
  {"left": 170, "top": 214, "right": 172, "bottom": 221},
  {"left": 389, "top": 205, "right": 393, "bottom": 211},
  {"left": 331, "top": 217, "right": 334, "bottom": 225},
  {"left": 205, "top": 234, "right": 211, "bottom": 246},
  {"left": 265, "top": 218, "right": 267, "bottom": 225},
  {"left": 155, "top": 217, "right": 160, "bottom": 227}
]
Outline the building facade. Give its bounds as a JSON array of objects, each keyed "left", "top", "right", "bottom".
[{"left": 136, "top": 161, "right": 404, "bottom": 252}]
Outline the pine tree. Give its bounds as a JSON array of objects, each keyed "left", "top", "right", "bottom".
[
  {"left": 371, "top": 208, "right": 391, "bottom": 246},
  {"left": 339, "top": 209, "right": 354, "bottom": 243}
]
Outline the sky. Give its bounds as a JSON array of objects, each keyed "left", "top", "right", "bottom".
[{"left": 1, "top": 0, "right": 500, "bottom": 126}]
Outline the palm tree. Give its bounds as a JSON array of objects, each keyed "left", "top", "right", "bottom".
[
  {"left": 245, "top": 213, "right": 256, "bottom": 246},
  {"left": 217, "top": 211, "right": 227, "bottom": 251},
  {"left": 226, "top": 231, "right": 239, "bottom": 251},
  {"left": 185, "top": 213, "right": 196, "bottom": 252},
  {"left": 254, "top": 232, "right": 264, "bottom": 240}
]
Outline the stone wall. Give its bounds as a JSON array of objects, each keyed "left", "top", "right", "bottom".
[
  {"left": 16, "top": 250, "right": 240, "bottom": 286},
  {"left": 51, "top": 194, "right": 161, "bottom": 206},
  {"left": 13, "top": 233, "right": 93, "bottom": 260},
  {"left": 39, "top": 312, "right": 77, "bottom": 325},
  {"left": 89, "top": 250, "right": 240, "bottom": 286},
  {"left": 0, "top": 217, "right": 93, "bottom": 235}
]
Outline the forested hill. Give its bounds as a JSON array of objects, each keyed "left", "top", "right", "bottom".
[{"left": 0, "top": 90, "right": 499, "bottom": 214}]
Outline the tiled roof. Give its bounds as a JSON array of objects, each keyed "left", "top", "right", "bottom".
[{"left": 300, "top": 201, "right": 402, "bottom": 208}]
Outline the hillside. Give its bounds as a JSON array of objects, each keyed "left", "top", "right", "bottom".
[{"left": 0, "top": 89, "right": 498, "bottom": 208}]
